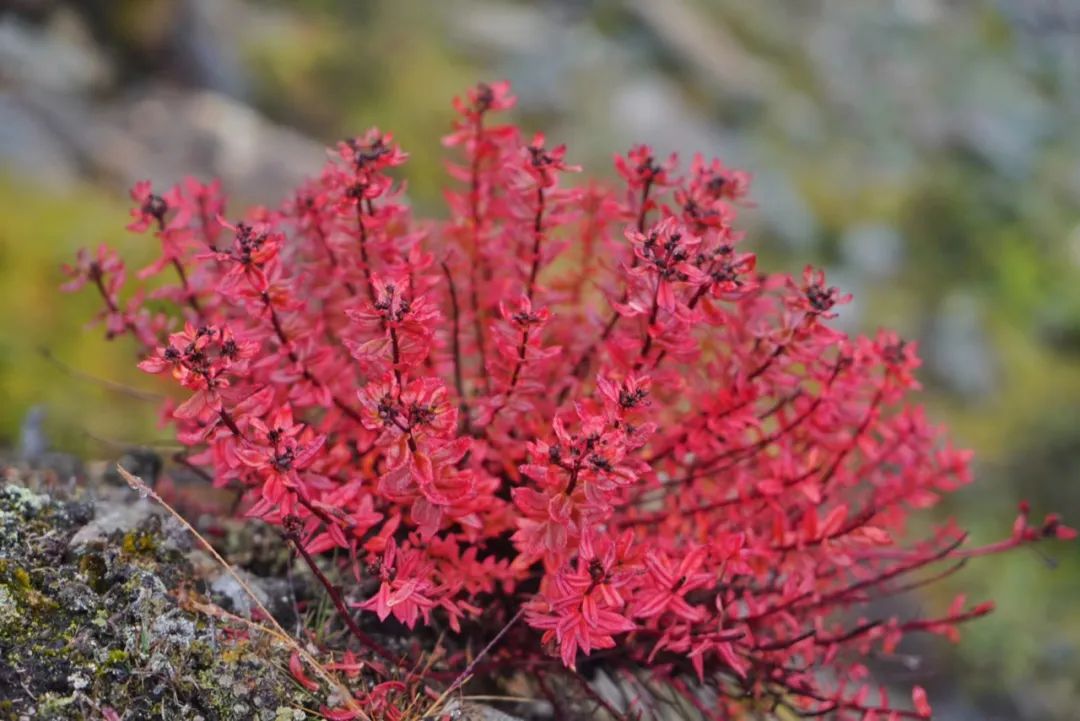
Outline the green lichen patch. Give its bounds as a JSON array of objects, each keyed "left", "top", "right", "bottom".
[{"left": 0, "top": 478, "right": 318, "bottom": 720}]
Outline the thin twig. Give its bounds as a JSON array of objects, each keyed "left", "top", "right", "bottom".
[
  {"left": 423, "top": 608, "right": 525, "bottom": 717},
  {"left": 283, "top": 522, "right": 403, "bottom": 671},
  {"left": 441, "top": 260, "right": 471, "bottom": 435}
]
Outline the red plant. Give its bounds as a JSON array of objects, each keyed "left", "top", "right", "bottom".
[{"left": 65, "top": 82, "right": 1073, "bottom": 720}]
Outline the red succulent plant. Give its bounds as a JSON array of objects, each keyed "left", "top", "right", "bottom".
[{"left": 64, "top": 81, "right": 1073, "bottom": 720}]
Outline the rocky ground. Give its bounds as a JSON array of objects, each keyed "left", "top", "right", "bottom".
[
  {"left": 0, "top": 454, "right": 535, "bottom": 721},
  {"left": 0, "top": 455, "right": 321, "bottom": 721}
]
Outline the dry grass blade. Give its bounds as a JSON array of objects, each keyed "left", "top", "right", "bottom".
[
  {"left": 116, "top": 464, "right": 370, "bottom": 720},
  {"left": 421, "top": 607, "right": 525, "bottom": 719}
]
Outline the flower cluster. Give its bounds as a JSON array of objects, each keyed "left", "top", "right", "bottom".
[{"left": 65, "top": 82, "right": 1073, "bottom": 720}]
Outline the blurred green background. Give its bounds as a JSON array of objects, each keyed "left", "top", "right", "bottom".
[{"left": 1, "top": 1, "right": 1078, "bottom": 718}]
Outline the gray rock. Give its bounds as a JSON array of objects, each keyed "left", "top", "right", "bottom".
[
  {"left": 950, "top": 65, "right": 1051, "bottom": 178},
  {"left": 17, "top": 405, "right": 48, "bottom": 462},
  {"left": 624, "top": 0, "right": 781, "bottom": 103},
  {"left": 67, "top": 500, "right": 161, "bottom": 549},
  {"left": 0, "top": 93, "right": 81, "bottom": 190},
  {"left": 173, "top": 0, "right": 250, "bottom": 100},
  {"left": 923, "top": 291, "right": 998, "bottom": 400},
  {"left": 0, "top": 13, "right": 112, "bottom": 93},
  {"left": 745, "top": 167, "right": 820, "bottom": 250},
  {"left": 823, "top": 267, "right": 863, "bottom": 333},
  {"left": 447, "top": 1, "right": 554, "bottom": 57},
  {"left": 4, "top": 84, "right": 324, "bottom": 204},
  {"left": 198, "top": 555, "right": 298, "bottom": 626},
  {"left": 609, "top": 75, "right": 727, "bottom": 161},
  {"left": 841, "top": 223, "right": 905, "bottom": 280},
  {"left": 439, "top": 699, "right": 526, "bottom": 721}
]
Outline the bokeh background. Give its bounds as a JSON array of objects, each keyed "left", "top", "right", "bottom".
[{"left": 1, "top": 1, "right": 1078, "bottom": 718}]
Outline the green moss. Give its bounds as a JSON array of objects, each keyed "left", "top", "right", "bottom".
[
  {"left": 78, "top": 554, "right": 109, "bottom": 594},
  {"left": 11, "top": 566, "right": 30, "bottom": 589},
  {"left": 0, "top": 561, "right": 57, "bottom": 617},
  {"left": 120, "top": 529, "right": 157, "bottom": 556}
]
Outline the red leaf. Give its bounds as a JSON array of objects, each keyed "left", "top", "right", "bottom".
[
  {"left": 912, "top": 685, "right": 931, "bottom": 717},
  {"left": 289, "top": 650, "right": 320, "bottom": 693}
]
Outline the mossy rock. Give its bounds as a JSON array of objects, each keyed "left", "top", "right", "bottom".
[{"left": 0, "top": 475, "right": 316, "bottom": 720}]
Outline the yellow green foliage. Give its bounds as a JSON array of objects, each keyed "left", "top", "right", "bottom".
[{"left": 0, "top": 176, "right": 165, "bottom": 452}]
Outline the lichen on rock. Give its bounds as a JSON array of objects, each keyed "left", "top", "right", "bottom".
[{"left": 0, "top": 464, "right": 316, "bottom": 720}]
